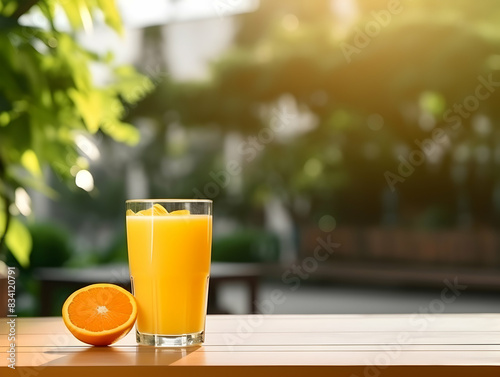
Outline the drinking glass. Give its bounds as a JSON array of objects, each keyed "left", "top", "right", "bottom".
[{"left": 126, "top": 199, "right": 212, "bottom": 346}]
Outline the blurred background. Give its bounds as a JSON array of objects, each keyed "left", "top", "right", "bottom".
[{"left": 1, "top": 0, "right": 500, "bottom": 316}]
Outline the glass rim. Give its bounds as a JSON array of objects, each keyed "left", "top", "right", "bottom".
[{"left": 126, "top": 199, "right": 212, "bottom": 203}]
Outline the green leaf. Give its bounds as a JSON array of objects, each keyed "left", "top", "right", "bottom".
[
  {"left": 68, "top": 89, "right": 102, "bottom": 133},
  {"left": 6, "top": 218, "right": 31, "bottom": 268},
  {"left": 38, "top": 1, "right": 57, "bottom": 27},
  {"left": 21, "top": 149, "right": 42, "bottom": 177},
  {"left": 113, "top": 66, "right": 155, "bottom": 103},
  {"left": 58, "top": 0, "right": 85, "bottom": 30},
  {"left": 102, "top": 120, "right": 140, "bottom": 145},
  {"left": 0, "top": 111, "right": 9, "bottom": 126},
  {"left": 96, "top": 0, "right": 123, "bottom": 34},
  {"left": 0, "top": 212, "right": 31, "bottom": 268},
  {"left": 0, "top": 2, "right": 18, "bottom": 18}
]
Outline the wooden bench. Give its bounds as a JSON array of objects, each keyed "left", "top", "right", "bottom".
[{"left": 35, "top": 262, "right": 261, "bottom": 315}]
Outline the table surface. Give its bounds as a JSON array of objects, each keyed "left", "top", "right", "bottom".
[{"left": 1, "top": 314, "right": 500, "bottom": 376}]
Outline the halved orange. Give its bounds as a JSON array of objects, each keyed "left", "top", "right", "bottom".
[{"left": 62, "top": 283, "right": 137, "bottom": 346}]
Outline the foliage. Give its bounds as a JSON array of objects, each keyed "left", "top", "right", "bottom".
[
  {"left": 28, "top": 222, "right": 71, "bottom": 268},
  {"left": 212, "top": 229, "right": 280, "bottom": 263},
  {"left": 0, "top": 0, "right": 153, "bottom": 267},
  {"left": 146, "top": 0, "right": 500, "bottom": 227}
]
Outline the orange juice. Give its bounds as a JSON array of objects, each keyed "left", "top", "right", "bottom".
[{"left": 126, "top": 213, "right": 212, "bottom": 335}]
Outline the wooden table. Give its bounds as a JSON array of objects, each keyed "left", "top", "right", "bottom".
[{"left": 1, "top": 315, "right": 500, "bottom": 376}]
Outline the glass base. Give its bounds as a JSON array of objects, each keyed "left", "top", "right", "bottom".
[{"left": 136, "top": 330, "right": 204, "bottom": 347}]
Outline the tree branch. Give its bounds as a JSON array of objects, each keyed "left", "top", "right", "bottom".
[{"left": 12, "top": 0, "right": 41, "bottom": 20}]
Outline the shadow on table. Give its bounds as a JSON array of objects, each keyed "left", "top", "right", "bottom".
[{"left": 44, "top": 344, "right": 203, "bottom": 366}]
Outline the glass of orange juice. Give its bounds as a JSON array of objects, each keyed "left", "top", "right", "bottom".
[{"left": 125, "top": 199, "right": 212, "bottom": 346}]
